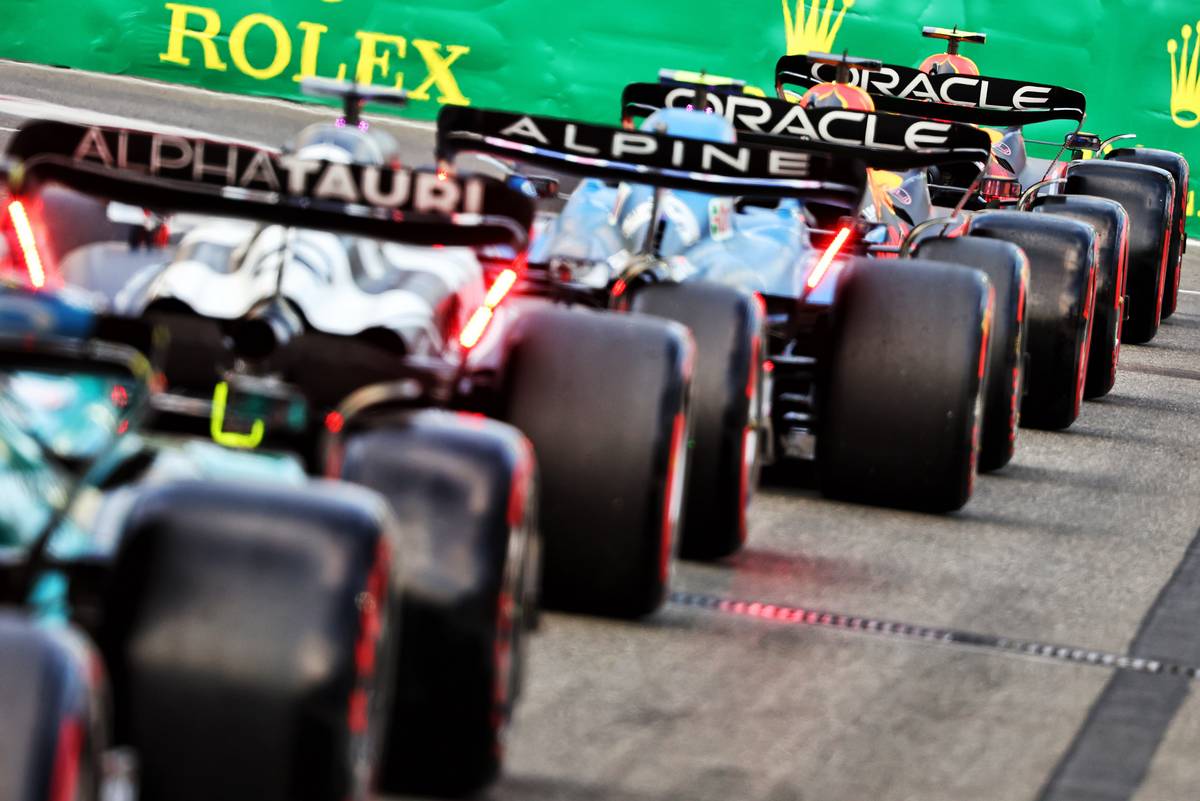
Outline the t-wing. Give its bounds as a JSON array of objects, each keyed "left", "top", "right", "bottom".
[{"left": 5, "top": 120, "right": 534, "bottom": 248}]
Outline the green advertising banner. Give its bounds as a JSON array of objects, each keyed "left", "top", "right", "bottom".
[{"left": 2, "top": 0, "right": 1199, "bottom": 232}]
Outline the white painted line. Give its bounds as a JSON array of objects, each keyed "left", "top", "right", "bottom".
[
  {"left": 0, "top": 126, "right": 16, "bottom": 132},
  {"left": 0, "top": 95, "right": 272, "bottom": 148},
  {"left": 1179, "top": 289, "right": 1200, "bottom": 296},
  {"left": 0, "top": 59, "right": 435, "bottom": 132}
]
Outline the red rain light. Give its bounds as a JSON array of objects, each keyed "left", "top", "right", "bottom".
[
  {"left": 806, "top": 227, "right": 852, "bottom": 291},
  {"left": 324, "top": 410, "right": 345, "bottom": 434},
  {"left": 8, "top": 200, "right": 46, "bottom": 289},
  {"left": 459, "top": 267, "right": 519, "bottom": 349}
]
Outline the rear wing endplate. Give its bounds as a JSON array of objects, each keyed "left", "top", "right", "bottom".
[
  {"left": 620, "top": 81, "right": 994, "bottom": 170},
  {"left": 436, "top": 106, "right": 868, "bottom": 207},
  {"left": 775, "top": 55, "right": 1086, "bottom": 126},
  {"left": 6, "top": 120, "right": 534, "bottom": 247}
]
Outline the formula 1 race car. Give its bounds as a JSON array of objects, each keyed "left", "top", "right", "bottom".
[
  {"left": 0, "top": 122, "right": 554, "bottom": 796},
  {"left": 778, "top": 26, "right": 1188, "bottom": 348},
  {"left": 436, "top": 94, "right": 998, "bottom": 512},
  {"left": 0, "top": 287, "right": 401, "bottom": 801},
  {"left": 3, "top": 106, "right": 695, "bottom": 636},
  {"left": 774, "top": 37, "right": 1185, "bottom": 434},
  {"left": 620, "top": 68, "right": 1031, "bottom": 472}
]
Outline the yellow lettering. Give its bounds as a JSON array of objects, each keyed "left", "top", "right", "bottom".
[
  {"left": 159, "top": 3, "right": 227, "bottom": 71},
  {"left": 228, "top": 13, "right": 292, "bottom": 81},
  {"left": 355, "top": 31, "right": 406, "bottom": 88},
  {"left": 293, "top": 21, "right": 348, "bottom": 83},
  {"left": 408, "top": 40, "right": 470, "bottom": 105}
]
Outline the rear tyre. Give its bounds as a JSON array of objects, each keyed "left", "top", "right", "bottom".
[
  {"left": 968, "top": 212, "right": 1097, "bottom": 430},
  {"left": 502, "top": 305, "right": 692, "bottom": 618},
  {"left": 912, "top": 236, "right": 1029, "bottom": 472},
  {"left": 819, "top": 258, "right": 991, "bottom": 511},
  {"left": 1031, "top": 195, "right": 1130, "bottom": 398},
  {"left": 335, "top": 411, "right": 538, "bottom": 797},
  {"left": 102, "top": 480, "right": 397, "bottom": 801},
  {"left": 1065, "top": 160, "right": 1174, "bottom": 343},
  {"left": 630, "top": 282, "right": 765, "bottom": 560},
  {"left": 1106, "top": 148, "right": 1188, "bottom": 319},
  {"left": 0, "top": 614, "right": 106, "bottom": 801}
]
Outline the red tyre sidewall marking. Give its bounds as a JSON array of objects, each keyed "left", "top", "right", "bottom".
[
  {"left": 1075, "top": 260, "right": 1098, "bottom": 418},
  {"left": 1153, "top": 221, "right": 1170, "bottom": 327},
  {"left": 47, "top": 717, "right": 83, "bottom": 801},
  {"left": 738, "top": 295, "right": 766, "bottom": 547},
  {"left": 660, "top": 410, "right": 688, "bottom": 584},
  {"left": 969, "top": 285, "right": 994, "bottom": 497},
  {"left": 493, "top": 439, "right": 534, "bottom": 756},
  {"left": 1009, "top": 264, "right": 1029, "bottom": 445},
  {"left": 1112, "top": 227, "right": 1129, "bottom": 386},
  {"left": 346, "top": 536, "right": 391, "bottom": 795}
]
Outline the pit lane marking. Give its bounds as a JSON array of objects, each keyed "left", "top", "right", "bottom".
[
  {"left": 1036, "top": 526, "right": 1200, "bottom": 801},
  {"left": 669, "top": 591, "right": 1200, "bottom": 680}
]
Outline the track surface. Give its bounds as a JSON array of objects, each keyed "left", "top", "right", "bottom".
[{"left": 5, "top": 62, "right": 1200, "bottom": 801}]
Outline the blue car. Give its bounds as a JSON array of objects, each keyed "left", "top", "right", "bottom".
[{"left": 438, "top": 92, "right": 1000, "bottom": 522}]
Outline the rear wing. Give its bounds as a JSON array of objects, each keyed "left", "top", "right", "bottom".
[
  {"left": 620, "top": 81, "right": 994, "bottom": 170},
  {"left": 774, "top": 55, "right": 1086, "bottom": 127},
  {"left": 436, "top": 107, "right": 867, "bottom": 207},
  {"left": 5, "top": 120, "right": 534, "bottom": 247}
]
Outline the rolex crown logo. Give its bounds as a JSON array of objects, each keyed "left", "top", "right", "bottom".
[
  {"left": 782, "top": 0, "right": 854, "bottom": 55},
  {"left": 1168, "top": 21, "right": 1200, "bottom": 129}
]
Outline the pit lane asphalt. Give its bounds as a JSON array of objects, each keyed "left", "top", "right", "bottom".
[{"left": 4, "top": 62, "right": 1200, "bottom": 801}]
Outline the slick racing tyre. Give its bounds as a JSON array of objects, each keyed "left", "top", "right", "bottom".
[
  {"left": 912, "top": 236, "right": 1029, "bottom": 472},
  {"left": 102, "top": 480, "right": 397, "bottom": 801},
  {"left": 1106, "top": 148, "right": 1188, "bottom": 319},
  {"left": 818, "top": 258, "right": 991, "bottom": 511},
  {"left": 968, "top": 212, "right": 1097, "bottom": 430},
  {"left": 0, "top": 614, "right": 107, "bottom": 801},
  {"left": 502, "top": 304, "right": 692, "bottom": 618},
  {"left": 334, "top": 410, "right": 539, "bottom": 797},
  {"left": 631, "top": 282, "right": 765, "bottom": 560},
  {"left": 1064, "top": 160, "right": 1174, "bottom": 343},
  {"left": 1032, "top": 195, "right": 1130, "bottom": 398}
]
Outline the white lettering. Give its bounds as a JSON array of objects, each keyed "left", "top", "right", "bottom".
[
  {"left": 361, "top": 167, "right": 409, "bottom": 206},
  {"left": 898, "top": 73, "right": 939, "bottom": 102},
  {"left": 237, "top": 149, "right": 280, "bottom": 190},
  {"left": 279, "top": 156, "right": 323, "bottom": 195},
  {"left": 863, "top": 115, "right": 903, "bottom": 151},
  {"left": 149, "top": 135, "right": 193, "bottom": 175},
  {"left": 701, "top": 143, "right": 750, "bottom": 173},
  {"left": 73, "top": 128, "right": 115, "bottom": 167},
  {"left": 771, "top": 105, "right": 821, "bottom": 139},
  {"left": 499, "top": 116, "right": 549, "bottom": 145},
  {"left": 904, "top": 121, "right": 953, "bottom": 150},
  {"left": 768, "top": 149, "right": 810, "bottom": 177},
  {"left": 939, "top": 77, "right": 979, "bottom": 105},
  {"left": 564, "top": 124, "right": 600, "bottom": 155},
  {"left": 191, "top": 141, "right": 237, "bottom": 184},
  {"left": 726, "top": 95, "right": 772, "bottom": 133},
  {"left": 817, "top": 110, "right": 865, "bottom": 146},
  {"left": 462, "top": 177, "right": 484, "bottom": 214},
  {"left": 612, "top": 132, "right": 658, "bottom": 159},
  {"left": 312, "top": 163, "right": 360, "bottom": 204},
  {"left": 1013, "top": 85, "right": 1052, "bottom": 110},
  {"left": 414, "top": 172, "right": 461, "bottom": 214}
]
